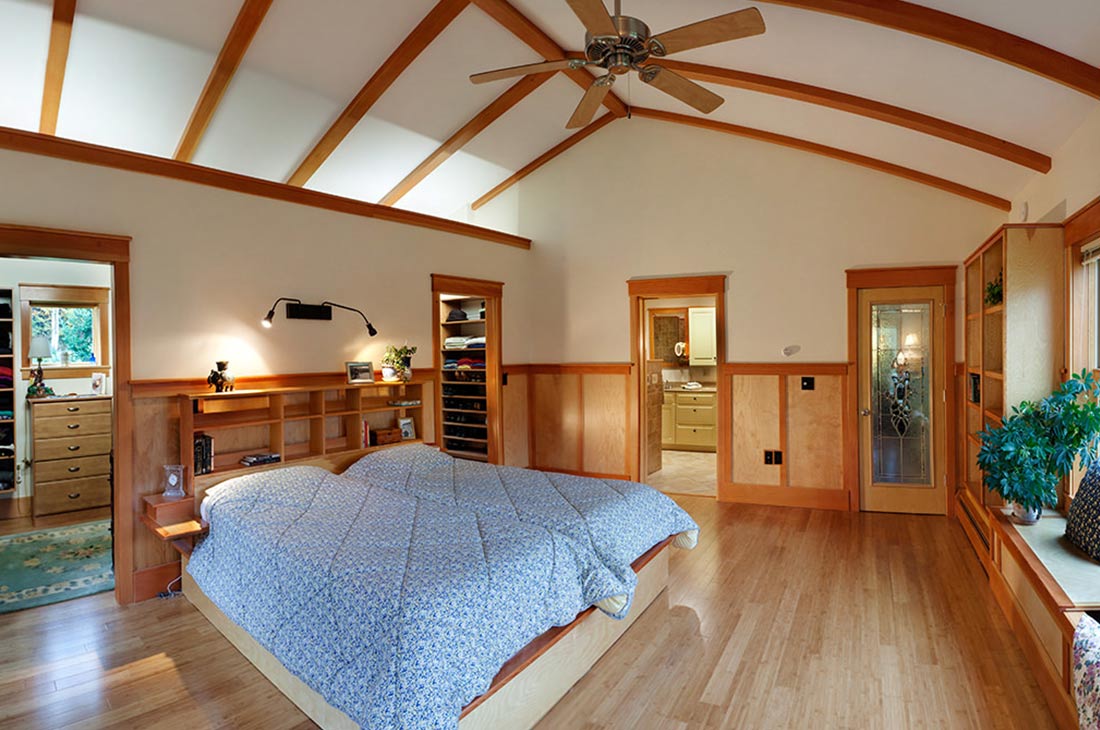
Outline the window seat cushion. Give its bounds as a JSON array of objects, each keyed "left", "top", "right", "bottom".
[
  {"left": 1014, "top": 514, "right": 1100, "bottom": 606},
  {"left": 1067, "top": 462, "right": 1100, "bottom": 564}
]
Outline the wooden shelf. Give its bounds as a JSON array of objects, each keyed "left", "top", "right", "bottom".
[
  {"left": 445, "top": 448, "right": 488, "bottom": 461},
  {"left": 983, "top": 304, "right": 1005, "bottom": 315},
  {"left": 442, "top": 421, "right": 487, "bottom": 429},
  {"left": 965, "top": 401, "right": 981, "bottom": 410},
  {"left": 441, "top": 318, "right": 486, "bottom": 326},
  {"left": 983, "top": 409, "right": 1003, "bottom": 422},
  {"left": 442, "top": 348, "right": 487, "bottom": 353},
  {"left": 983, "top": 370, "right": 1004, "bottom": 380}
]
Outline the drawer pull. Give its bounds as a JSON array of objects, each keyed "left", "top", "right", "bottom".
[
  {"left": 67, "top": 493, "right": 80, "bottom": 500},
  {"left": 67, "top": 406, "right": 80, "bottom": 412},
  {"left": 67, "top": 424, "right": 80, "bottom": 430},
  {"left": 68, "top": 445, "right": 81, "bottom": 452},
  {"left": 68, "top": 466, "right": 81, "bottom": 473}
]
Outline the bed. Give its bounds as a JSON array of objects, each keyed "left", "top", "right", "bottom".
[{"left": 184, "top": 447, "right": 698, "bottom": 729}]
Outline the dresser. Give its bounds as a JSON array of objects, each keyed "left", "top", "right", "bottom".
[{"left": 30, "top": 396, "right": 113, "bottom": 517}]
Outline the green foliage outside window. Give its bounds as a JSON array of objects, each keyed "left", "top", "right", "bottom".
[{"left": 30, "top": 306, "right": 96, "bottom": 363}]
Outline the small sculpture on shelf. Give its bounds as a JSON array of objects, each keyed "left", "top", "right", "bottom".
[{"left": 207, "top": 361, "right": 235, "bottom": 392}]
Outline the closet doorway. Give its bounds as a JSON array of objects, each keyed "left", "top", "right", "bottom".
[{"left": 628, "top": 276, "right": 727, "bottom": 498}]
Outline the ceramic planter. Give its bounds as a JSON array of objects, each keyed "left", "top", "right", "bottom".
[{"left": 1010, "top": 502, "right": 1041, "bottom": 525}]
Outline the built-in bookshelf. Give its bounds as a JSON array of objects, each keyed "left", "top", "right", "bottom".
[
  {"left": 432, "top": 274, "right": 503, "bottom": 463},
  {"left": 0, "top": 288, "right": 14, "bottom": 494},
  {"left": 178, "top": 380, "right": 426, "bottom": 492},
  {"left": 960, "top": 224, "right": 1063, "bottom": 549}
]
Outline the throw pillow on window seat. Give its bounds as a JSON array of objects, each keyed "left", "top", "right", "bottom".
[
  {"left": 1074, "top": 613, "right": 1100, "bottom": 729},
  {"left": 1067, "top": 461, "right": 1100, "bottom": 564}
]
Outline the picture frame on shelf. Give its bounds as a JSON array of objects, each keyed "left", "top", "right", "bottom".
[
  {"left": 398, "top": 417, "right": 416, "bottom": 441},
  {"left": 346, "top": 361, "right": 375, "bottom": 384},
  {"left": 90, "top": 372, "right": 105, "bottom": 395}
]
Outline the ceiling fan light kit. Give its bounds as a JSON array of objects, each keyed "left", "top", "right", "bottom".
[{"left": 470, "top": 0, "right": 766, "bottom": 128}]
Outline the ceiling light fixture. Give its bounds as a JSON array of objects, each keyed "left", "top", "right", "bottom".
[{"left": 261, "top": 297, "right": 377, "bottom": 336}]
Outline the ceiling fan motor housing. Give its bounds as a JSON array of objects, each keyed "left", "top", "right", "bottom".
[{"left": 585, "top": 15, "right": 651, "bottom": 74}]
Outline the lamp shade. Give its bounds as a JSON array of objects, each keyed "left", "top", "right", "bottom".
[{"left": 28, "top": 336, "right": 51, "bottom": 360}]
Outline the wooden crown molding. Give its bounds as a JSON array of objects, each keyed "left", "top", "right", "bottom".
[
  {"left": 0, "top": 125, "right": 531, "bottom": 249},
  {"left": 0, "top": 223, "right": 130, "bottom": 262},
  {"left": 1066, "top": 193, "right": 1100, "bottom": 248},
  {"left": 286, "top": 0, "right": 470, "bottom": 187},
  {"left": 431, "top": 272, "right": 504, "bottom": 297},
  {"left": 631, "top": 108, "right": 1011, "bottom": 211},
  {"left": 380, "top": 73, "right": 553, "bottom": 207},
  {"left": 759, "top": 0, "right": 1100, "bottom": 100},
  {"left": 653, "top": 59, "right": 1051, "bottom": 173},
  {"left": 40, "top": 0, "right": 77, "bottom": 135},
  {"left": 845, "top": 265, "right": 957, "bottom": 290},
  {"left": 175, "top": 0, "right": 273, "bottom": 162},
  {"left": 471, "top": 113, "right": 617, "bottom": 210},
  {"left": 472, "top": 0, "right": 628, "bottom": 117},
  {"left": 627, "top": 275, "right": 727, "bottom": 297}
]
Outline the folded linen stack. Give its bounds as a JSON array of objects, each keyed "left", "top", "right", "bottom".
[
  {"left": 464, "top": 336, "right": 485, "bottom": 349},
  {"left": 443, "top": 336, "right": 469, "bottom": 350},
  {"left": 0, "top": 366, "right": 12, "bottom": 388},
  {"left": 455, "top": 358, "right": 484, "bottom": 370}
]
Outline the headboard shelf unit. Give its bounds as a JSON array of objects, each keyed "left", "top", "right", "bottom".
[
  {"left": 432, "top": 274, "right": 503, "bottom": 464},
  {"left": 0, "top": 288, "right": 13, "bottom": 493},
  {"left": 178, "top": 379, "right": 428, "bottom": 492}
]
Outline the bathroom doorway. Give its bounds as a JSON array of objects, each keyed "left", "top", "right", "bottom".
[{"left": 628, "top": 276, "right": 727, "bottom": 498}]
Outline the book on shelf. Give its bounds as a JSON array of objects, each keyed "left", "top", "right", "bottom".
[
  {"left": 194, "top": 432, "right": 214, "bottom": 475},
  {"left": 362, "top": 420, "right": 371, "bottom": 448}
]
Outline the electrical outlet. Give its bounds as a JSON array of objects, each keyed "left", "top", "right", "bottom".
[
  {"left": 773, "top": 450, "right": 783, "bottom": 465},
  {"left": 764, "top": 450, "right": 773, "bottom": 465},
  {"left": 502, "top": 373, "right": 508, "bottom": 386},
  {"left": 801, "top": 376, "right": 815, "bottom": 390}
]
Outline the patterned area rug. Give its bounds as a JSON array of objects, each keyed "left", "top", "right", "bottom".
[{"left": 0, "top": 519, "right": 114, "bottom": 613}]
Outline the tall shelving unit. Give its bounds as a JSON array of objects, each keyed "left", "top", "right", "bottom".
[
  {"left": 960, "top": 225, "right": 1063, "bottom": 553},
  {"left": 0, "top": 289, "right": 13, "bottom": 494},
  {"left": 432, "top": 274, "right": 503, "bottom": 463}
]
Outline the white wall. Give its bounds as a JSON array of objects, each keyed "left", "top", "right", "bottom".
[
  {"left": 0, "top": 258, "right": 113, "bottom": 498},
  {"left": 1012, "top": 105, "right": 1100, "bottom": 225},
  {"left": 475, "top": 118, "right": 1006, "bottom": 363},
  {"left": 0, "top": 148, "right": 535, "bottom": 379}
]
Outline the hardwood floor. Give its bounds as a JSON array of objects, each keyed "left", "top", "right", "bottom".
[{"left": 0, "top": 498, "right": 1054, "bottom": 729}]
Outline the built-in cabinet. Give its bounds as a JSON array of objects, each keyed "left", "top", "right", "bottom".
[
  {"left": 661, "top": 391, "right": 717, "bottom": 451},
  {"left": 0, "top": 288, "right": 13, "bottom": 495},
  {"left": 30, "top": 395, "right": 113, "bottom": 517},
  {"left": 688, "top": 307, "right": 717, "bottom": 366},
  {"left": 959, "top": 225, "right": 1064, "bottom": 554}
]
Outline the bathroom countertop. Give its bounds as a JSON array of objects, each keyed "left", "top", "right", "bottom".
[{"left": 665, "top": 384, "right": 718, "bottom": 393}]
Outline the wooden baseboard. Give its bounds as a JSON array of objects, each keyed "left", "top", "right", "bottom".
[
  {"left": 719, "top": 481, "right": 850, "bottom": 511},
  {"left": 133, "top": 560, "right": 181, "bottom": 602},
  {"left": 955, "top": 491, "right": 991, "bottom": 575},
  {"left": 532, "top": 466, "right": 631, "bottom": 481},
  {"left": 0, "top": 496, "right": 32, "bottom": 520}
]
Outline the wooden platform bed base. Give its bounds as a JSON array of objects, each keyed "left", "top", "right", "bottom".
[{"left": 181, "top": 538, "right": 671, "bottom": 730}]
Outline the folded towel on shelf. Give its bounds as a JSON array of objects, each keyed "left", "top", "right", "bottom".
[
  {"left": 443, "top": 336, "right": 470, "bottom": 350},
  {"left": 464, "top": 336, "right": 485, "bottom": 349},
  {"left": 0, "top": 411, "right": 12, "bottom": 420},
  {"left": 455, "top": 358, "right": 485, "bottom": 370}
]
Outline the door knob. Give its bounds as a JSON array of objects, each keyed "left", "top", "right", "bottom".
[{"left": 860, "top": 409, "right": 871, "bottom": 416}]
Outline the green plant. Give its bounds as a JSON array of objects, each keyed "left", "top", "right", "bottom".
[
  {"left": 977, "top": 370, "right": 1100, "bottom": 511},
  {"left": 381, "top": 344, "right": 417, "bottom": 369},
  {"left": 984, "top": 271, "right": 1003, "bottom": 307}
]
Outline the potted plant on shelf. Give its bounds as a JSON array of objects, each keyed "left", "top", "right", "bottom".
[
  {"left": 381, "top": 344, "right": 417, "bottom": 382},
  {"left": 977, "top": 370, "right": 1100, "bottom": 524}
]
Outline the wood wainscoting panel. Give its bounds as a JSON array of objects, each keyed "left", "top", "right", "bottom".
[
  {"left": 731, "top": 375, "right": 781, "bottom": 486},
  {"left": 532, "top": 373, "right": 581, "bottom": 471},
  {"left": 502, "top": 372, "right": 530, "bottom": 468},
  {"left": 581, "top": 374, "right": 627, "bottom": 477},
  {"left": 785, "top": 374, "right": 844, "bottom": 490}
]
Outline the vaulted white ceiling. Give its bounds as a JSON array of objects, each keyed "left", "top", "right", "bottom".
[{"left": 1, "top": 0, "right": 1098, "bottom": 231}]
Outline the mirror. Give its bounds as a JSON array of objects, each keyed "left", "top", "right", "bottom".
[{"left": 649, "top": 309, "right": 688, "bottom": 364}]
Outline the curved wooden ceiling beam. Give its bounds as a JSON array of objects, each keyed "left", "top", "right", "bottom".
[
  {"left": 40, "top": 0, "right": 77, "bottom": 135},
  {"left": 471, "top": 113, "right": 618, "bottom": 210},
  {"left": 472, "top": 0, "right": 628, "bottom": 117},
  {"left": 286, "top": 0, "right": 470, "bottom": 187},
  {"left": 631, "top": 107, "right": 1010, "bottom": 211},
  {"left": 379, "top": 73, "right": 554, "bottom": 207},
  {"left": 655, "top": 59, "right": 1051, "bottom": 173},
  {"left": 175, "top": 0, "right": 273, "bottom": 162},
  {"left": 757, "top": 0, "right": 1100, "bottom": 100}
]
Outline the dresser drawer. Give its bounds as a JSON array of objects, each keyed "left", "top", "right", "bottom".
[
  {"left": 34, "top": 413, "right": 113, "bottom": 440},
  {"left": 676, "top": 392, "right": 715, "bottom": 407},
  {"left": 676, "top": 424, "right": 716, "bottom": 446},
  {"left": 663, "top": 392, "right": 675, "bottom": 406},
  {"left": 676, "top": 404, "right": 715, "bottom": 426},
  {"left": 34, "top": 399, "right": 112, "bottom": 419},
  {"left": 35, "top": 455, "right": 111, "bottom": 483},
  {"left": 34, "top": 476, "right": 111, "bottom": 516},
  {"left": 34, "top": 434, "right": 112, "bottom": 461}
]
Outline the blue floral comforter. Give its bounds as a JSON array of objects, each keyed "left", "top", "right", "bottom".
[
  {"left": 187, "top": 466, "right": 634, "bottom": 730},
  {"left": 343, "top": 445, "right": 700, "bottom": 589}
]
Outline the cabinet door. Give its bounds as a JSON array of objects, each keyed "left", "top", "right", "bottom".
[
  {"left": 688, "top": 307, "right": 717, "bottom": 365},
  {"left": 661, "top": 404, "right": 675, "bottom": 445}
]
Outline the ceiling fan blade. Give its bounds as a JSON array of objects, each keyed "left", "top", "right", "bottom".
[
  {"left": 649, "top": 8, "right": 765, "bottom": 56},
  {"left": 470, "top": 59, "right": 579, "bottom": 84},
  {"left": 640, "top": 66, "right": 724, "bottom": 114},
  {"left": 566, "top": 0, "right": 618, "bottom": 37},
  {"left": 566, "top": 77, "right": 613, "bottom": 129}
]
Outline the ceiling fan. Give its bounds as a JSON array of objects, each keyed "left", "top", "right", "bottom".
[{"left": 470, "top": 0, "right": 766, "bottom": 129}]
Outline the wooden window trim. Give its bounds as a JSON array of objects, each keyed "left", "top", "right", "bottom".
[{"left": 20, "top": 283, "right": 112, "bottom": 374}]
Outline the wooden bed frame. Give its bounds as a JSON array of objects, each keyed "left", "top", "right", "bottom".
[{"left": 182, "top": 453, "right": 672, "bottom": 730}]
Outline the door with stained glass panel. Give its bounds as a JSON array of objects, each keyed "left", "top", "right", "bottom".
[{"left": 858, "top": 286, "right": 947, "bottom": 514}]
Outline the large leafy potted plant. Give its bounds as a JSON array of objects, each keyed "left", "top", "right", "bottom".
[
  {"left": 381, "top": 344, "right": 417, "bottom": 382},
  {"left": 977, "top": 370, "right": 1100, "bottom": 524}
]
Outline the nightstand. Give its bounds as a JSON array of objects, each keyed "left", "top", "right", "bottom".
[{"left": 140, "top": 494, "right": 207, "bottom": 556}]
